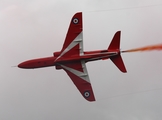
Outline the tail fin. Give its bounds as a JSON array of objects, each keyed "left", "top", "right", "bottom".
[
  {"left": 108, "top": 31, "right": 121, "bottom": 51},
  {"left": 108, "top": 31, "right": 127, "bottom": 73}
]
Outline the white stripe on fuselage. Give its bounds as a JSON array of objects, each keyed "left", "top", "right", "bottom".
[
  {"left": 82, "top": 52, "right": 118, "bottom": 56},
  {"left": 82, "top": 52, "right": 118, "bottom": 61}
]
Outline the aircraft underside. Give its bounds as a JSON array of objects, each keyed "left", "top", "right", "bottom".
[{"left": 18, "top": 12, "right": 127, "bottom": 102}]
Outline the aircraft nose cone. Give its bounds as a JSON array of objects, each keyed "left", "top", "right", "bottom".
[
  {"left": 18, "top": 62, "right": 25, "bottom": 68},
  {"left": 18, "top": 61, "right": 30, "bottom": 69}
]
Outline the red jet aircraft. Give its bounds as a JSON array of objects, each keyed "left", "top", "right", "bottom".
[{"left": 18, "top": 12, "right": 127, "bottom": 102}]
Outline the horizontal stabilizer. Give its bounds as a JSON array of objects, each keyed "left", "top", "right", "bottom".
[{"left": 110, "top": 54, "right": 127, "bottom": 73}]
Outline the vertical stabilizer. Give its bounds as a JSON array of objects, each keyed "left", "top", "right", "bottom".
[{"left": 108, "top": 31, "right": 121, "bottom": 51}]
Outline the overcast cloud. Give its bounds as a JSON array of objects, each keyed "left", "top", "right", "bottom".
[{"left": 1, "top": 0, "right": 162, "bottom": 120}]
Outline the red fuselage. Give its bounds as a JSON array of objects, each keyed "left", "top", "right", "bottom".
[{"left": 18, "top": 50, "right": 118, "bottom": 69}]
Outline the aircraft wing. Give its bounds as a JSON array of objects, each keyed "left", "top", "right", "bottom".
[
  {"left": 55, "top": 12, "right": 95, "bottom": 101},
  {"left": 59, "top": 61, "right": 95, "bottom": 102},
  {"left": 56, "top": 12, "right": 83, "bottom": 60}
]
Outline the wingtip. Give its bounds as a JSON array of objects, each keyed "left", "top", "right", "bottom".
[
  {"left": 82, "top": 90, "right": 96, "bottom": 102},
  {"left": 122, "top": 69, "right": 127, "bottom": 73}
]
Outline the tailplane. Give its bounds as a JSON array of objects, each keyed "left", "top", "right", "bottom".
[
  {"left": 110, "top": 55, "right": 127, "bottom": 73},
  {"left": 108, "top": 31, "right": 127, "bottom": 73}
]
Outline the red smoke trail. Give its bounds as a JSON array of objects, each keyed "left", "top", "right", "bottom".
[{"left": 122, "top": 44, "right": 162, "bottom": 53}]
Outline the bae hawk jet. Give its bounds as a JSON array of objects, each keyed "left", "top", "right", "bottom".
[{"left": 18, "top": 12, "right": 127, "bottom": 102}]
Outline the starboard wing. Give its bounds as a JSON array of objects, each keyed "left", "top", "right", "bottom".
[{"left": 59, "top": 61, "right": 95, "bottom": 102}]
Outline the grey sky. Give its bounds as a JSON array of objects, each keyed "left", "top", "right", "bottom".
[{"left": 1, "top": 0, "right": 162, "bottom": 120}]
